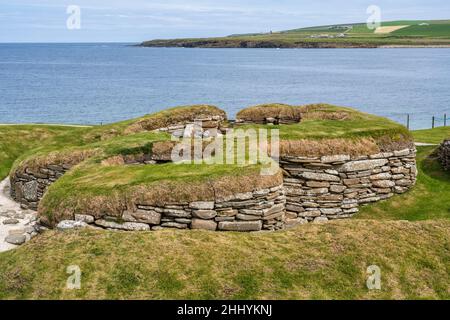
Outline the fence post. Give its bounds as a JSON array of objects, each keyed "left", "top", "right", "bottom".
[
  {"left": 445, "top": 114, "right": 447, "bottom": 127},
  {"left": 432, "top": 116, "right": 435, "bottom": 129},
  {"left": 406, "top": 114, "right": 410, "bottom": 130}
]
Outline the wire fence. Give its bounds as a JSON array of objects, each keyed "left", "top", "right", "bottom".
[
  {"left": 381, "top": 110, "right": 450, "bottom": 131},
  {"left": 404, "top": 113, "right": 450, "bottom": 130}
]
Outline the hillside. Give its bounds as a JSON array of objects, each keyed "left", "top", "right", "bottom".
[
  {"left": 1, "top": 219, "right": 448, "bottom": 299},
  {"left": 140, "top": 20, "right": 450, "bottom": 48}
]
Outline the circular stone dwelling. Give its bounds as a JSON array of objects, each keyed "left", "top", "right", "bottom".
[{"left": 10, "top": 103, "right": 417, "bottom": 232}]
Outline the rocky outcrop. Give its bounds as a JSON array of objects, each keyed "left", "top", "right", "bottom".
[
  {"left": 281, "top": 148, "right": 417, "bottom": 224},
  {"left": 438, "top": 139, "right": 450, "bottom": 171},
  {"left": 57, "top": 184, "right": 286, "bottom": 232}
]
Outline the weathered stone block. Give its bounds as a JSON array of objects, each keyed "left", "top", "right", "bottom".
[
  {"left": 370, "top": 173, "right": 392, "bottom": 180},
  {"left": 192, "top": 210, "right": 217, "bottom": 219},
  {"left": 95, "top": 220, "right": 150, "bottom": 231},
  {"left": 160, "top": 222, "right": 188, "bottom": 229},
  {"left": 306, "top": 188, "right": 329, "bottom": 195},
  {"left": 394, "top": 149, "right": 411, "bottom": 157},
  {"left": 344, "top": 178, "right": 360, "bottom": 186},
  {"left": 301, "top": 172, "right": 341, "bottom": 182},
  {"left": 300, "top": 210, "right": 321, "bottom": 217},
  {"left": 163, "top": 208, "right": 191, "bottom": 218},
  {"left": 329, "top": 185, "right": 346, "bottom": 193},
  {"left": 123, "top": 209, "right": 161, "bottom": 225},
  {"left": 74, "top": 214, "right": 95, "bottom": 224},
  {"left": 191, "top": 219, "right": 217, "bottom": 231},
  {"left": 22, "top": 180, "right": 39, "bottom": 201},
  {"left": 396, "top": 179, "right": 413, "bottom": 187},
  {"left": 321, "top": 154, "right": 350, "bottom": 163},
  {"left": 189, "top": 201, "right": 215, "bottom": 210},
  {"left": 286, "top": 204, "right": 305, "bottom": 213},
  {"left": 306, "top": 181, "right": 330, "bottom": 188},
  {"left": 341, "top": 159, "right": 388, "bottom": 172},
  {"left": 320, "top": 208, "right": 342, "bottom": 215},
  {"left": 263, "top": 211, "right": 284, "bottom": 221},
  {"left": 236, "top": 213, "right": 261, "bottom": 221},
  {"left": 372, "top": 180, "right": 395, "bottom": 188},
  {"left": 218, "top": 221, "right": 262, "bottom": 232},
  {"left": 57, "top": 220, "right": 88, "bottom": 230},
  {"left": 263, "top": 203, "right": 285, "bottom": 216}
]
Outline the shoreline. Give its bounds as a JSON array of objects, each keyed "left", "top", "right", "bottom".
[
  {"left": 140, "top": 44, "right": 450, "bottom": 49},
  {"left": 0, "top": 123, "right": 92, "bottom": 128}
]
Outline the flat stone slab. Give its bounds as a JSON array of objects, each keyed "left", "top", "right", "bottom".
[
  {"left": 341, "top": 159, "right": 388, "bottom": 172},
  {"left": 2, "top": 218, "right": 19, "bottom": 225},
  {"left": 5, "top": 234, "right": 26, "bottom": 245},
  {"left": 95, "top": 219, "right": 150, "bottom": 231},
  {"left": 123, "top": 210, "right": 161, "bottom": 225},
  {"left": 218, "top": 221, "right": 262, "bottom": 232},
  {"left": 301, "top": 172, "right": 341, "bottom": 182},
  {"left": 57, "top": 220, "right": 88, "bottom": 230}
]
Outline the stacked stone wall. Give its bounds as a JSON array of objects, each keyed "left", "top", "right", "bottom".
[
  {"left": 59, "top": 185, "right": 286, "bottom": 232},
  {"left": 10, "top": 148, "right": 417, "bottom": 231},
  {"left": 280, "top": 148, "right": 417, "bottom": 225},
  {"left": 10, "top": 164, "right": 71, "bottom": 210},
  {"left": 438, "top": 139, "right": 450, "bottom": 171}
]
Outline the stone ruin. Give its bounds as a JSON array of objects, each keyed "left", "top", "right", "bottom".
[
  {"left": 438, "top": 139, "right": 450, "bottom": 171},
  {"left": 9, "top": 109, "right": 418, "bottom": 233}
]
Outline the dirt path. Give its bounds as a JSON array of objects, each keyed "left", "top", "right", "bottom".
[{"left": 0, "top": 178, "right": 38, "bottom": 252}]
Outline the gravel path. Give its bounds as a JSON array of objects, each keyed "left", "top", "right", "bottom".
[{"left": 0, "top": 178, "right": 38, "bottom": 252}]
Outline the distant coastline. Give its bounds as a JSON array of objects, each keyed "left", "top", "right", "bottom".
[
  {"left": 140, "top": 19, "right": 450, "bottom": 49},
  {"left": 140, "top": 41, "right": 450, "bottom": 49}
]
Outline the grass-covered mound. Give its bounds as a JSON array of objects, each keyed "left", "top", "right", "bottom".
[
  {"left": 9, "top": 103, "right": 415, "bottom": 226},
  {"left": 10, "top": 105, "right": 227, "bottom": 174},
  {"left": 236, "top": 103, "right": 303, "bottom": 124},
  {"left": 237, "top": 103, "right": 414, "bottom": 157},
  {"left": 38, "top": 159, "right": 280, "bottom": 226},
  {"left": 0, "top": 125, "right": 87, "bottom": 180},
  {"left": 0, "top": 219, "right": 448, "bottom": 299},
  {"left": 8, "top": 105, "right": 278, "bottom": 226},
  {"left": 124, "top": 104, "right": 226, "bottom": 135}
]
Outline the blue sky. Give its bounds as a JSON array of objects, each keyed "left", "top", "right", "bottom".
[{"left": 1, "top": 0, "right": 449, "bottom": 42}]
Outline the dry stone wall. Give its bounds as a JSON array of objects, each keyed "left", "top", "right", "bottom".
[
  {"left": 10, "top": 164, "right": 72, "bottom": 210},
  {"left": 58, "top": 185, "right": 286, "bottom": 232},
  {"left": 10, "top": 116, "right": 226, "bottom": 210},
  {"left": 438, "top": 139, "right": 450, "bottom": 171},
  {"left": 281, "top": 148, "right": 417, "bottom": 225},
  {"left": 10, "top": 148, "right": 417, "bottom": 232}
]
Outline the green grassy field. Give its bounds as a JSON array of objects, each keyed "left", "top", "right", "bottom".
[
  {"left": 0, "top": 125, "right": 88, "bottom": 180},
  {"left": 412, "top": 126, "right": 450, "bottom": 144},
  {"left": 356, "top": 146, "right": 450, "bottom": 220},
  {"left": 0, "top": 116, "right": 449, "bottom": 300},
  {"left": 141, "top": 19, "right": 450, "bottom": 48},
  {"left": 0, "top": 219, "right": 448, "bottom": 299}
]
